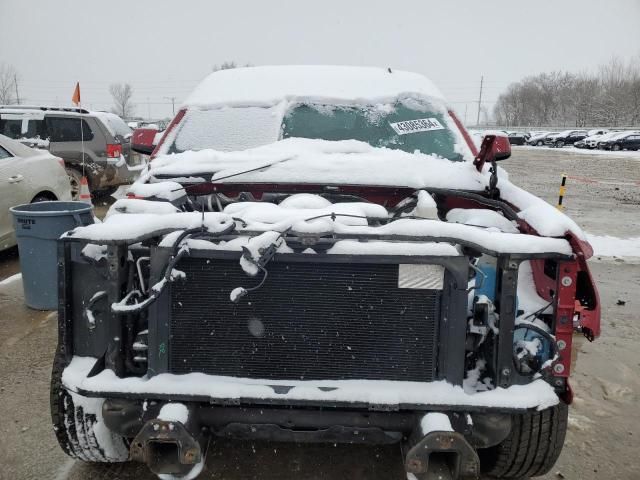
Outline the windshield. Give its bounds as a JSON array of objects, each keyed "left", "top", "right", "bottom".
[
  {"left": 169, "top": 106, "right": 283, "bottom": 153},
  {"left": 165, "top": 99, "right": 465, "bottom": 161},
  {"left": 282, "top": 101, "right": 463, "bottom": 161}
]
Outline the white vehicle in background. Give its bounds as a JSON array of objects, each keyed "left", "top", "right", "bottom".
[
  {"left": 582, "top": 131, "right": 613, "bottom": 149},
  {"left": 0, "top": 134, "right": 71, "bottom": 250},
  {"left": 572, "top": 129, "right": 609, "bottom": 149},
  {"left": 586, "top": 128, "right": 608, "bottom": 137}
]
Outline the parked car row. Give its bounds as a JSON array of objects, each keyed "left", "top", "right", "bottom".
[
  {"left": 0, "top": 106, "right": 144, "bottom": 199},
  {"left": 522, "top": 128, "right": 640, "bottom": 150},
  {"left": 581, "top": 130, "right": 640, "bottom": 150},
  {"left": 481, "top": 128, "right": 640, "bottom": 151}
]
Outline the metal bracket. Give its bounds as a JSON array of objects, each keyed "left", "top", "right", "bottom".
[
  {"left": 130, "top": 419, "right": 206, "bottom": 476},
  {"left": 405, "top": 430, "right": 480, "bottom": 479},
  {"left": 494, "top": 256, "right": 520, "bottom": 388}
]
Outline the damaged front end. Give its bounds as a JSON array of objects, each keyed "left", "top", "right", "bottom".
[{"left": 53, "top": 186, "right": 598, "bottom": 479}]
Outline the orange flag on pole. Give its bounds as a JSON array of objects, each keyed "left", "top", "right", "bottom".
[{"left": 71, "top": 82, "right": 81, "bottom": 106}]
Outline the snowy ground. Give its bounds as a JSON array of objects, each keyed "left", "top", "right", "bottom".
[
  {"left": 0, "top": 147, "right": 638, "bottom": 479},
  {"left": 515, "top": 144, "right": 640, "bottom": 160},
  {"left": 586, "top": 234, "right": 640, "bottom": 259}
]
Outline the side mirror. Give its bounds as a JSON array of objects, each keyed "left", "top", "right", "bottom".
[
  {"left": 131, "top": 128, "right": 160, "bottom": 155},
  {"left": 473, "top": 133, "right": 511, "bottom": 171}
]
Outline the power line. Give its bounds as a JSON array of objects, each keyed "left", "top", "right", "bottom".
[
  {"left": 476, "top": 75, "right": 484, "bottom": 125},
  {"left": 164, "top": 96, "right": 177, "bottom": 115},
  {"left": 14, "top": 74, "right": 20, "bottom": 105}
]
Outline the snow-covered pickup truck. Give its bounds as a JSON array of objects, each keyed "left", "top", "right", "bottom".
[{"left": 51, "top": 66, "right": 600, "bottom": 480}]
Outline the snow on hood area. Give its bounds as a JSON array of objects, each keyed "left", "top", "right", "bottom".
[
  {"left": 67, "top": 191, "right": 573, "bottom": 257},
  {"left": 136, "top": 137, "right": 586, "bottom": 241},
  {"left": 64, "top": 212, "right": 235, "bottom": 242},
  {"left": 63, "top": 356, "right": 559, "bottom": 411},
  {"left": 145, "top": 138, "right": 484, "bottom": 190},
  {"left": 62, "top": 139, "right": 585, "bottom": 258}
]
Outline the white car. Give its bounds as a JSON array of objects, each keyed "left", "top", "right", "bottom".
[
  {"left": 586, "top": 130, "right": 619, "bottom": 148},
  {"left": 586, "top": 128, "right": 608, "bottom": 137},
  {"left": 0, "top": 134, "right": 72, "bottom": 250}
]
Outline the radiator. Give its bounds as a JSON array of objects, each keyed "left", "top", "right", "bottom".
[{"left": 168, "top": 257, "right": 441, "bottom": 382}]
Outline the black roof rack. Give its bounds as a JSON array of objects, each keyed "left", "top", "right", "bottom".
[{"left": 0, "top": 105, "right": 90, "bottom": 114}]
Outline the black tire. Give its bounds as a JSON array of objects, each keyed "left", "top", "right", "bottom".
[
  {"left": 554, "top": 141, "right": 564, "bottom": 148},
  {"left": 612, "top": 144, "right": 621, "bottom": 151},
  {"left": 536, "top": 140, "right": 543, "bottom": 146},
  {"left": 50, "top": 348, "right": 129, "bottom": 463},
  {"left": 32, "top": 193, "right": 57, "bottom": 203},
  {"left": 93, "top": 186, "right": 119, "bottom": 199},
  {"left": 479, "top": 402, "right": 568, "bottom": 479}
]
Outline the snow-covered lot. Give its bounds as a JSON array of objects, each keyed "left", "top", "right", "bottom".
[
  {"left": 0, "top": 146, "right": 638, "bottom": 479},
  {"left": 516, "top": 144, "right": 640, "bottom": 161}
]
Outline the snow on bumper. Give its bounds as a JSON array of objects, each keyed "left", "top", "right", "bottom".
[{"left": 63, "top": 356, "right": 559, "bottom": 412}]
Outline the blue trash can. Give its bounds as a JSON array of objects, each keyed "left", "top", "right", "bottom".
[{"left": 10, "top": 201, "right": 94, "bottom": 310}]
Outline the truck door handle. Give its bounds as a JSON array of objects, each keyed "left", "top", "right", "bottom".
[{"left": 8, "top": 174, "right": 24, "bottom": 184}]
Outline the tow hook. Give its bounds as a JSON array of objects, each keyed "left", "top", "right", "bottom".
[
  {"left": 129, "top": 417, "right": 208, "bottom": 477},
  {"left": 405, "top": 413, "right": 480, "bottom": 480}
]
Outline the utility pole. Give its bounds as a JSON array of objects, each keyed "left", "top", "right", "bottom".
[
  {"left": 14, "top": 73, "right": 20, "bottom": 105},
  {"left": 164, "top": 96, "right": 176, "bottom": 115},
  {"left": 476, "top": 75, "right": 484, "bottom": 126}
]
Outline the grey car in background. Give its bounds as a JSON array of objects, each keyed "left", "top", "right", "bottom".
[{"left": 0, "top": 106, "right": 144, "bottom": 199}]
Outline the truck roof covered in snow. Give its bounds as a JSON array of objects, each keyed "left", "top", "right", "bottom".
[{"left": 182, "top": 65, "right": 447, "bottom": 109}]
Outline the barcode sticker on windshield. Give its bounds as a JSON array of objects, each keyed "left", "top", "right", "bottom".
[{"left": 389, "top": 118, "right": 444, "bottom": 135}]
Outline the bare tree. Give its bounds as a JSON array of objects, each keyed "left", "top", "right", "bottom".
[
  {"left": 212, "top": 61, "right": 252, "bottom": 72},
  {"left": 493, "top": 54, "right": 640, "bottom": 127},
  {"left": 109, "top": 83, "right": 135, "bottom": 119},
  {"left": 0, "top": 63, "right": 19, "bottom": 105}
]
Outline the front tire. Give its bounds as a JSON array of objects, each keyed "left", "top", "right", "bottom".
[
  {"left": 50, "top": 348, "right": 129, "bottom": 463},
  {"left": 32, "top": 194, "right": 57, "bottom": 203},
  {"left": 479, "top": 402, "right": 568, "bottom": 479},
  {"left": 554, "top": 141, "right": 565, "bottom": 148},
  {"left": 536, "top": 140, "right": 544, "bottom": 146},
  {"left": 612, "top": 144, "right": 622, "bottom": 151}
]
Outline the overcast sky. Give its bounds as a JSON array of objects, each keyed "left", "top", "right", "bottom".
[{"left": 1, "top": 0, "right": 639, "bottom": 122}]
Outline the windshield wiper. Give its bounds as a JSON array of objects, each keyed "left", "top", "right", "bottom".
[{"left": 154, "top": 155, "right": 298, "bottom": 192}]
